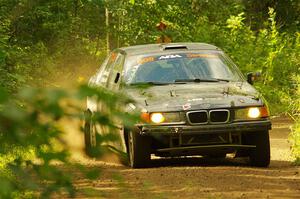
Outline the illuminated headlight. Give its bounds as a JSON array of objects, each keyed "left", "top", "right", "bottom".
[
  {"left": 248, "top": 107, "right": 260, "bottom": 118},
  {"left": 235, "top": 106, "right": 269, "bottom": 120},
  {"left": 150, "top": 113, "right": 165, "bottom": 123},
  {"left": 140, "top": 112, "right": 182, "bottom": 124}
]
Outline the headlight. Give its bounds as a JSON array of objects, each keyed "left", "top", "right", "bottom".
[
  {"left": 235, "top": 106, "right": 269, "bottom": 120},
  {"left": 150, "top": 113, "right": 165, "bottom": 123},
  {"left": 140, "top": 112, "right": 182, "bottom": 124},
  {"left": 248, "top": 107, "right": 260, "bottom": 118}
]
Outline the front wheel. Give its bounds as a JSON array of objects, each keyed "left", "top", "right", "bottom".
[
  {"left": 248, "top": 130, "right": 270, "bottom": 167},
  {"left": 127, "top": 130, "right": 151, "bottom": 168}
]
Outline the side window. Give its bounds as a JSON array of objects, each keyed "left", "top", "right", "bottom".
[
  {"left": 107, "top": 53, "right": 125, "bottom": 90},
  {"left": 94, "top": 52, "right": 118, "bottom": 86}
]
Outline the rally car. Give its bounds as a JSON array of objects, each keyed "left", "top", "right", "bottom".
[{"left": 84, "top": 43, "right": 271, "bottom": 168}]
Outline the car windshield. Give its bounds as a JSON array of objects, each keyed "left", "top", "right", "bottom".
[{"left": 124, "top": 52, "right": 245, "bottom": 84}]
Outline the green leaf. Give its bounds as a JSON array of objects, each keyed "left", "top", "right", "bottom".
[
  {"left": 0, "top": 87, "right": 8, "bottom": 103},
  {"left": 0, "top": 178, "right": 13, "bottom": 197},
  {"left": 0, "top": 51, "right": 6, "bottom": 65}
]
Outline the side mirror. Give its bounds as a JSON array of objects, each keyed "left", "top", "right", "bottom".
[
  {"left": 114, "top": 72, "right": 120, "bottom": 83},
  {"left": 247, "top": 72, "right": 261, "bottom": 85}
]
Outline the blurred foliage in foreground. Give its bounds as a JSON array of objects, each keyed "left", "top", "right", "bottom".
[
  {"left": 0, "top": 85, "right": 135, "bottom": 198},
  {"left": 289, "top": 75, "right": 300, "bottom": 164}
]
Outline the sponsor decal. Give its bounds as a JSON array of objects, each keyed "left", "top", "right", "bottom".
[
  {"left": 182, "top": 103, "right": 192, "bottom": 110},
  {"left": 138, "top": 56, "right": 155, "bottom": 64},
  {"left": 158, "top": 54, "right": 182, "bottom": 60},
  {"left": 137, "top": 53, "right": 217, "bottom": 65},
  {"left": 187, "top": 54, "right": 217, "bottom": 58},
  {"left": 110, "top": 52, "right": 117, "bottom": 61}
]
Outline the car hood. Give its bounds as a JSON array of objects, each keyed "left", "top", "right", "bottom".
[{"left": 124, "top": 82, "right": 263, "bottom": 112}]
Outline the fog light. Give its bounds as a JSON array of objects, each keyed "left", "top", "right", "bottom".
[
  {"left": 150, "top": 113, "right": 165, "bottom": 123},
  {"left": 248, "top": 107, "right": 260, "bottom": 118}
]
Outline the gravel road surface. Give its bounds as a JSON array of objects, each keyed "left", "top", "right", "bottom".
[{"left": 61, "top": 117, "right": 300, "bottom": 199}]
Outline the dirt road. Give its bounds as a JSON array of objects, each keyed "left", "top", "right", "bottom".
[{"left": 64, "top": 117, "right": 300, "bottom": 199}]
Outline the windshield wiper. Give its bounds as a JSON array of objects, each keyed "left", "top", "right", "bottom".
[
  {"left": 214, "top": 78, "right": 230, "bottom": 82},
  {"left": 129, "top": 81, "right": 170, "bottom": 86},
  {"left": 175, "top": 78, "right": 218, "bottom": 83},
  {"left": 175, "top": 78, "right": 230, "bottom": 83}
]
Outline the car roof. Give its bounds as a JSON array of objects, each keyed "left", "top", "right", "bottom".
[{"left": 118, "top": 42, "right": 221, "bottom": 56}]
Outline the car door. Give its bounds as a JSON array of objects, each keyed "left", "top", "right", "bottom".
[
  {"left": 104, "top": 52, "right": 127, "bottom": 152},
  {"left": 88, "top": 51, "right": 127, "bottom": 153}
]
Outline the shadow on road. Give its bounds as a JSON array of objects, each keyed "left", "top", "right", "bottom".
[{"left": 127, "top": 155, "right": 294, "bottom": 169}]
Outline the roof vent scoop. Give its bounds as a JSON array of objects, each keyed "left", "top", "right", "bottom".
[{"left": 162, "top": 45, "right": 188, "bottom": 50}]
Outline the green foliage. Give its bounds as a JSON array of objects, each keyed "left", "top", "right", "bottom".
[
  {"left": 0, "top": 0, "right": 108, "bottom": 89},
  {"left": 0, "top": 84, "right": 136, "bottom": 198},
  {"left": 0, "top": 0, "right": 299, "bottom": 115},
  {"left": 243, "top": 0, "right": 300, "bottom": 31},
  {"left": 226, "top": 12, "right": 245, "bottom": 31},
  {"left": 201, "top": 7, "right": 299, "bottom": 114},
  {"left": 289, "top": 75, "right": 300, "bottom": 164}
]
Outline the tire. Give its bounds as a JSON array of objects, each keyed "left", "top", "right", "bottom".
[
  {"left": 84, "top": 110, "right": 98, "bottom": 157},
  {"left": 127, "top": 129, "right": 151, "bottom": 168},
  {"left": 248, "top": 130, "right": 270, "bottom": 167}
]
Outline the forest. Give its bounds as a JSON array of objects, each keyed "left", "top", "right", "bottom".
[{"left": 0, "top": 0, "right": 299, "bottom": 198}]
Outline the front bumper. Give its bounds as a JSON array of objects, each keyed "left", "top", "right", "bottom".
[{"left": 140, "top": 120, "right": 271, "bottom": 135}]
